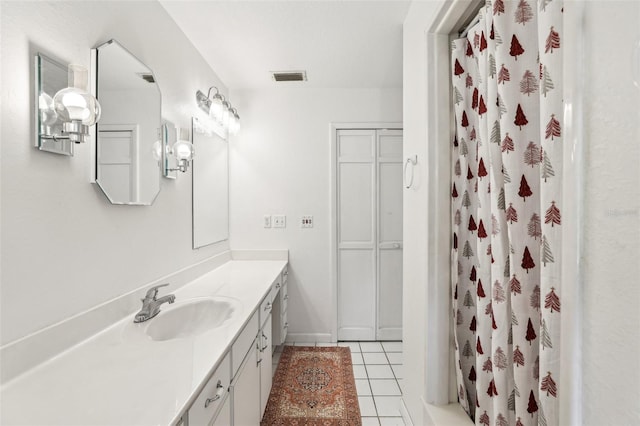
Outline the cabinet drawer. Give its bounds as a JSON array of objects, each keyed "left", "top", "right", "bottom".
[
  {"left": 259, "top": 293, "right": 273, "bottom": 328},
  {"left": 189, "top": 352, "right": 231, "bottom": 426},
  {"left": 232, "top": 310, "right": 259, "bottom": 378}
]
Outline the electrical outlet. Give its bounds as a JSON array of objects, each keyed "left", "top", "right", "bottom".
[
  {"left": 301, "top": 215, "right": 313, "bottom": 228},
  {"left": 273, "top": 215, "right": 286, "bottom": 228},
  {"left": 263, "top": 215, "right": 272, "bottom": 228}
]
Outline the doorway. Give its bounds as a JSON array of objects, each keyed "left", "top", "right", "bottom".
[{"left": 332, "top": 125, "right": 403, "bottom": 341}]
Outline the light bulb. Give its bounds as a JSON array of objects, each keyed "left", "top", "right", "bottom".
[
  {"left": 209, "top": 94, "right": 224, "bottom": 123},
  {"left": 38, "top": 92, "right": 58, "bottom": 126},
  {"left": 53, "top": 87, "right": 101, "bottom": 125},
  {"left": 172, "top": 140, "right": 194, "bottom": 161}
]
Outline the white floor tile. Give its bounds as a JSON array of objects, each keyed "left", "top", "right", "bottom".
[
  {"left": 366, "top": 364, "right": 395, "bottom": 379},
  {"left": 369, "top": 379, "right": 401, "bottom": 396},
  {"left": 358, "top": 396, "right": 378, "bottom": 417},
  {"left": 363, "top": 352, "right": 389, "bottom": 365},
  {"left": 391, "top": 365, "right": 403, "bottom": 379},
  {"left": 351, "top": 352, "right": 365, "bottom": 365},
  {"left": 362, "top": 417, "right": 381, "bottom": 426},
  {"left": 379, "top": 417, "right": 405, "bottom": 425},
  {"left": 355, "top": 379, "right": 372, "bottom": 396},
  {"left": 353, "top": 364, "right": 368, "bottom": 379},
  {"left": 382, "top": 341, "right": 403, "bottom": 352},
  {"left": 360, "top": 341, "right": 384, "bottom": 352},
  {"left": 374, "top": 396, "right": 402, "bottom": 417},
  {"left": 386, "top": 352, "right": 402, "bottom": 365},
  {"left": 338, "top": 341, "right": 362, "bottom": 352},
  {"left": 316, "top": 342, "right": 337, "bottom": 347},
  {"left": 295, "top": 342, "right": 315, "bottom": 346}
]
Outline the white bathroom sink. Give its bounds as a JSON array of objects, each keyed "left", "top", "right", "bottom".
[{"left": 143, "top": 297, "right": 240, "bottom": 341}]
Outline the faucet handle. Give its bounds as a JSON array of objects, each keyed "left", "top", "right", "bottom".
[{"left": 144, "top": 283, "right": 170, "bottom": 300}]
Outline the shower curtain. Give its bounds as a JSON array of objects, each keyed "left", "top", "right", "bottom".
[{"left": 451, "top": 1, "right": 562, "bottom": 425}]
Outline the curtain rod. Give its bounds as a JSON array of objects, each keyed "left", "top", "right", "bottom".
[{"left": 459, "top": 14, "right": 481, "bottom": 38}]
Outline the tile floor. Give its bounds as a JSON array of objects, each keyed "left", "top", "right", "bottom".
[{"left": 273, "top": 341, "right": 404, "bottom": 426}]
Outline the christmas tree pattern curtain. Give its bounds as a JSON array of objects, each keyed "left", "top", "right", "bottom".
[{"left": 450, "top": 1, "right": 563, "bottom": 425}]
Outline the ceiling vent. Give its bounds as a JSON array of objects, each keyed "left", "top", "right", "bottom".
[
  {"left": 138, "top": 73, "right": 156, "bottom": 83},
  {"left": 271, "top": 71, "right": 307, "bottom": 82}
]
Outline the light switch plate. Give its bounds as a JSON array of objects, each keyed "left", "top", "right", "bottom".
[
  {"left": 273, "top": 215, "right": 286, "bottom": 228},
  {"left": 264, "top": 215, "right": 272, "bottom": 228}
]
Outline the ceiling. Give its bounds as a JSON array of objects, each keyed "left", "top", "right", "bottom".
[{"left": 159, "top": 0, "right": 411, "bottom": 90}]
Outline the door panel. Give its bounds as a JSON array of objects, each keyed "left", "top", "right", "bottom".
[
  {"left": 378, "top": 249, "right": 403, "bottom": 340},
  {"left": 338, "top": 249, "right": 376, "bottom": 340},
  {"left": 338, "top": 163, "right": 374, "bottom": 244}
]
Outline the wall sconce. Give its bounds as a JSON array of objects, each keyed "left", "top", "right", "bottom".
[
  {"left": 195, "top": 86, "right": 241, "bottom": 135},
  {"left": 158, "top": 126, "right": 194, "bottom": 174},
  {"left": 38, "top": 62, "right": 101, "bottom": 145}
]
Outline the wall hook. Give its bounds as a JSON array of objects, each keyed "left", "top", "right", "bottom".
[{"left": 404, "top": 155, "right": 418, "bottom": 189}]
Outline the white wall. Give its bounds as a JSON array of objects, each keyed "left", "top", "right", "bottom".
[
  {"left": 228, "top": 87, "right": 402, "bottom": 341},
  {"left": 581, "top": 2, "right": 640, "bottom": 424},
  {"left": 402, "top": 1, "right": 447, "bottom": 424},
  {"left": 0, "top": 1, "right": 229, "bottom": 345}
]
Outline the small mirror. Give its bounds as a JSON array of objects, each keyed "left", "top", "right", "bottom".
[
  {"left": 192, "top": 117, "right": 229, "bottom": 248},
  {"left": 34, "top": 53, "right": 74, "bottom": 156},
  {"left": 93, "top": 39, "right": 161, "bottom": 205}
]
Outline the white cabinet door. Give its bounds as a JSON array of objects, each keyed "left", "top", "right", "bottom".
[
  {"left": 336, "top": 129, "right": 403, "bottom": 341},
  {"left": 259, "top": 315, "right": 273, "bottom": 416},
  {"left": 232, "top": 340, "right": 261, "bottom": 426}
]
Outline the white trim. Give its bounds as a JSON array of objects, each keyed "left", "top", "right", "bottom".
[
  {"left": 559, "top": 1, "right": 585, "bottom": 424},
  {"left": 329, "top": 122, "right": 403, "bottom": 343},
  {"left": 284, "top": 333, "right": 333, "bottom": 344}
]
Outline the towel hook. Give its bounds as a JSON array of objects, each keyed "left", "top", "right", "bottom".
[{"left": 404, "top": 155, "right": 418, "bottom": 189}]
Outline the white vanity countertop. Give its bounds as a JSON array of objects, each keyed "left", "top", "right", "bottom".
[{"left": 0, "top": 260, "right": 287, "bottom": 426}]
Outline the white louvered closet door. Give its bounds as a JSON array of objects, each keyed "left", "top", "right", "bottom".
[{"left": 337, "top": 129, "right": 403, "bottom": 341}]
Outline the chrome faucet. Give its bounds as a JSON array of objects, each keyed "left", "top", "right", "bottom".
[{"left": 134, "top": 284, "right": 176, "bottom": 323}]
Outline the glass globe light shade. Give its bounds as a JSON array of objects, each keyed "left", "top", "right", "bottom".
[
  {"left": 172, "top": 140, "right": 194, "bottom": 161},
  {"left": 38, "top": 92, "right": 58, "bottom": 126},
  {"left": 209, "top": 94, "right": 224, "bottom": 123},
  {"left": 228, "top": 110, "right": 240, "bottom": 135},
  {"left": 53, "top": 87, "right": 101, "bottom": 126}
]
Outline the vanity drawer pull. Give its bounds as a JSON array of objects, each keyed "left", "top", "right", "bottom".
[
  {"left": 284, "top": 322, "right": 289, "bottom": 329},
  {"left": 276, "top": 282, "right": 281, "bottom": 289},
  {"left": 204, "top": 381, "right": 225, "bottom": 408},
  {"left": 283, "top": 295, "right": 289, "bottom": 301},
  {"left": 264, "top": 302, "right": 272, "bottom": 312}
]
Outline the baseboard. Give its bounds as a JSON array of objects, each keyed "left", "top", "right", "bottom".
[
  {"left": 0, "top": 251, "right": 233, "bottom": 384},
  {"left": 285, "top": 333, "right": 334, "bottom": 343}
]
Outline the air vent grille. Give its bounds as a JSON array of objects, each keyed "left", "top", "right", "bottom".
[
  {"left": 138, "top": 73, "right": 155, "bottom": 83},
  {"left": 271, "top": 71, "right": 307, "bottom": 82}
]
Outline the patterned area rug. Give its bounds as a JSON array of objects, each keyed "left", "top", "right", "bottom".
[{"left": 261, "top": 346, "right": 361, "bottom": 425}]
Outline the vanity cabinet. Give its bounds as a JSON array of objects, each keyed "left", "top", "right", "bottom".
[
  {"left": 231, "top": 338, "right": 261, "bottom": 425},
  {"left": 272, "top": 267, "right": 289, "bottom": 346},
  {"left": 181, "top": 264, "right": 288, "bottom": 426}
]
